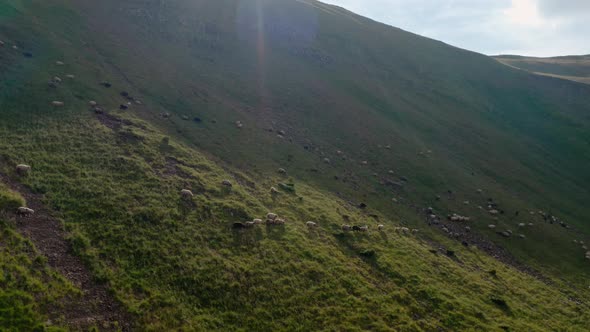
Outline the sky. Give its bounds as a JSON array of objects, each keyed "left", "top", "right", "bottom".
[{"left": 321, "top": 0, "right": 590, "bottom": 56}]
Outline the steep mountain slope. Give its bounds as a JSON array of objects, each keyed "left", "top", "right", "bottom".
[
  {"left": 1, "top": 0, "right": 589, "bottom": 330},
  {"left": 494, "top": 54, "right": 590, "bottom": 84},
  {"left": 70, "top": 0, "right": 590, "bottom": 279}
]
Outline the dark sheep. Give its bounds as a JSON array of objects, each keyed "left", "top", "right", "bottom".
[
  {"left": 352, "top": 225, "right": 361, "bottom": 231},
  {"left": 101, "top": 81, "right": 112, "bottom": 88},
  {"left": 193, "top": 117, "right": 202, "bottom": 123},
  {"left": 359, "top": 203, "right": 367, "bottom": 209},
  {"left": 120, "top": 91, "right": 129, "bottom": 97},
  {"left": 232, "top": 222, "right": 247, "bottom": 229},
  {"left": 120, "top": 104, "right": 129, "bottom": 110},
  {"left": 22, "top": 52, "right": 33, "bottom": 58}
]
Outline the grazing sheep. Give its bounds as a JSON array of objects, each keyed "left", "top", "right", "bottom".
[
  {"left": 401, "top": 227, "right": 409, "bottom": 233},
  {"left": 235, "top": 121, "right": 243, "bottom": 129},
  {"left": 488, "top": 224, "right": 496, "bottom": 229},
  {"left": 245, "top": 221, "right": 255, "bottom": 228},
  {"left": 120, "top": 104, "right": 129, "bottom": 110},
  {"left": 342, "top": 224, "right": 352, "bottom": 231},
  {"left": 306, "top": 221, "right": 318, "bottom": 228},
  {"left": 222, "top": 180, "right": 233, "bottom": 187},
  {"left": 52, "top": 101, "right": 64, "bottom": 107},
  {"left": 233, "top": 222, "right": 246, "bottom": 229},
  {"left": 278, "top": 168, "right": 287, "bottom": 174},
  {"left": 412, "top": 229, "right": 419, "bottom": 233},
  {"left": 101, "top": 81, "right": 112, "bottom": 88},
  {"left": 274, "top": 218, "right": 286, "bottom": 225},
  {"left": 463, "top": 201, "right": 470, "bottom": 205},
  {"left": 442, "top": 227, "right": 449, "bottom": 233},
  {"left": 518, "top": 223, "right": 526, "bottom": 227},
  {"left": 477, "top": 189, "right": 483, "bottom": 193},
  {"left": 449, "top": 213, "right": 470, "bottom": 222},
  {"left": 323, "top": 157, "right": 331, "bottom": 164},
  {"left": 0, "top": 40, "right": 4, "bottom": 46},
  {"left": 180, "top": 189, "right": 194, "bottom": 198},
  {"left": 360, "top": 161, "right": 368, "bottom": 165},
  {"left": 270, "top": 187, "right": 279, "bottom": 194},
  {"left": 56, "top": 61, "right": 64, "bottom": 65},
  {"left": 16, "top": 164, "right": 31, "bottom": 175},
  {"left": 66, "top": 74, "right": 75, "bottom": 79},
  {"left": 528, "top": 223, "right": 534, "bottom": 226},
  {"left": 253, "top": 219, "right": 264, "bottom": 225},
  {"left": 465, "top": 226, "right": 471, "bottom": 232},
  {"left": 267, "top": 213, "right": 278, "bottom": 220},
  {"left": 489, "top": 209, "right": 499, "bottom": 215},
  {"left": 583, "top": 245, "right": 588, "bottom": 250},
  {"left": 378, "top": 224, "right": 384, "bottom": 231},
  {"left": 359, "top": 225, "right": 369, "bottom": 232},
  {"left": 53, "top": 76, "right": 62, "bottom": 83},
  {"left": 17, "top": 207, "right": 34, "bottom": 216},
  {"left": 518, "top": 234, "right": 526, "bottom": 239},
  {"left": 89, "top": 101, "right": 98, "bottom": 107},
  {"left": 353, "top": 225, "right": 362, "bottom": 232}
]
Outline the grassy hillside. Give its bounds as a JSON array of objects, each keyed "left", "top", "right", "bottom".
[
  {"left": 494, "top": 55, "right": 590, "bottom": 84},
  {"left": 0, "top": 0, "right": 589, "bottom": 330}
]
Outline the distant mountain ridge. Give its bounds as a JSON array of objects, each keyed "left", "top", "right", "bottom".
[{"left": 493, "top": 54, "right": 590, "bottom": 84}]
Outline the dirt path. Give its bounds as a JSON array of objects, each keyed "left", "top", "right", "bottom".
[{"left": 0, "top": 173, "right": 133, "bottom": 331}]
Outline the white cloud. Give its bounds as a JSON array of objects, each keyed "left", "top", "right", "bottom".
[
  {"left": 503, "top": 0, "right": 544, "bottom": 27},
  {"left": 320, "top": 0, "right": 590, "bottom": 56}
]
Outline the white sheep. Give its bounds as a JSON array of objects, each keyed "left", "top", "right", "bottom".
[
  {"left": 180, "top": 189, "right": 194, "bottom": 198},
  {"left": 16, "top": 164, "right": 31, "bottom": 175},
  {"left": 377, "top": 224, "right": 384, "bottom": 230},
  {"left": 359, "top": 225, "right": 369, "bottom": 232},
  {"left": 222, "top": 180, "right": 232, "bottom": 187},
  {"left": 51, "top": 101, "right": 64, "bottom": 107},
  {"left": 266, "top": 213, "right": 278, "bottom": 220},
  {"left": 306, "top": 221, "right": 317, "bottom": 228},
  {"left": 253, "top": 219, "right": 264, "bottom": 225},
  {"left": 342, "top": 224, "right": 352, "bottom": 231},
  {"left": 17, "top": 207, "right": 34, "bottom": 216},
  {"left": 488, "top": 224, "right": 496, "bottom": 229}
]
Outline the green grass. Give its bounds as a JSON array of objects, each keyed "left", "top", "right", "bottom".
[
  {"left": 0, "top": 222, "right": 71, "bottom": 332},
  {"left": 0, "top": 0, "right": 589, "bottom": 330}
]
